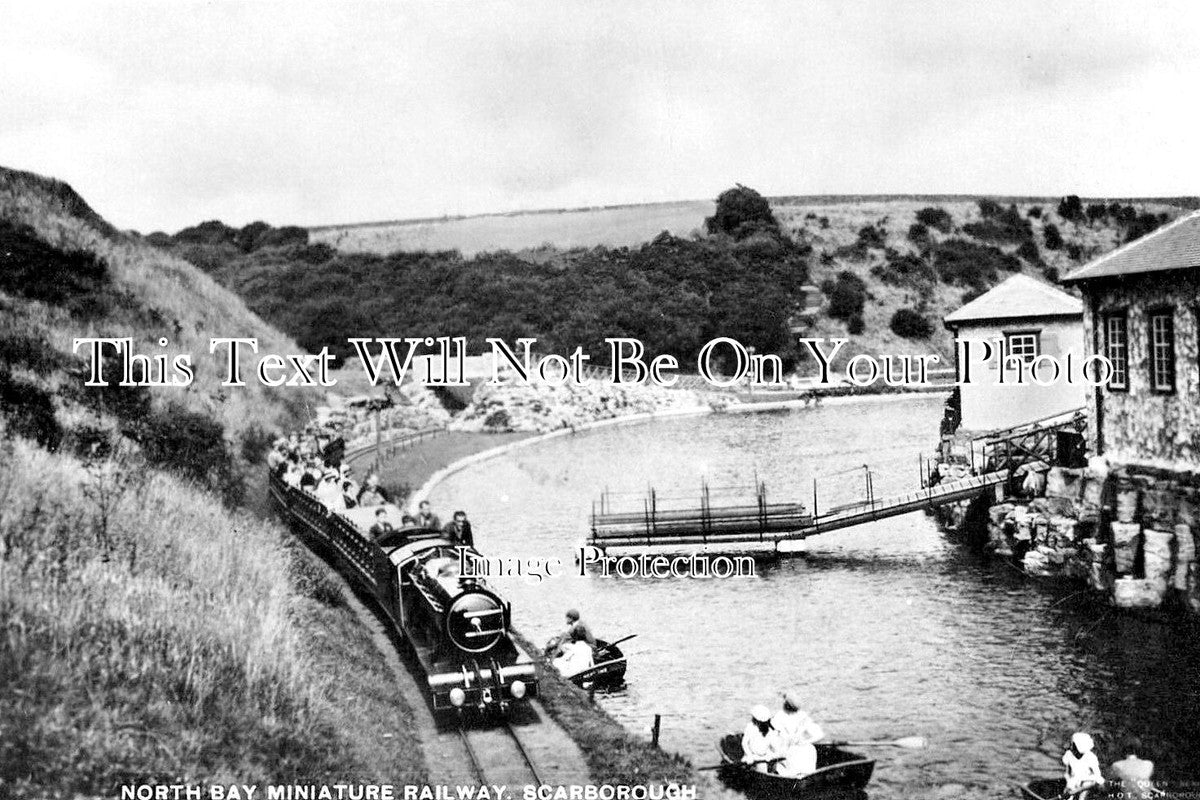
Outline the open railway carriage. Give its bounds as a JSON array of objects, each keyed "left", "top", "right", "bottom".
[{"left": 268, "top": 472, "right": 538, "bottom": 714}]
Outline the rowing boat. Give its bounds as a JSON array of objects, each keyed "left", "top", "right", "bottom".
[
  {"left": 717, "top": 734, "right": 874, "bottom": 798},
  {"left": 568, "top": 638, "right": 627, "bottom": 690},
  {"left": 1019, "top": 777, "right": 1175, "bottom": 799}
]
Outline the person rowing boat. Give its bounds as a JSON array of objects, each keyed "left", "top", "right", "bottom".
[{"left": 741, "top": 705, "right": 783, "bottom": 772}]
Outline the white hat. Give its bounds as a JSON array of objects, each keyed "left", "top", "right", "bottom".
[
  {"left": 751, "top": 704, "right": 772, "bottom": 723},
  {"left": 782, "top": 691, "right": 803, "bottom": 710},
  {"left": 1072, "top": 732, "right": 1094, "bottom": 753}
]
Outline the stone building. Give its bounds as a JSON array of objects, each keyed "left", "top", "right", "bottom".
[
  {"left": 943, "top": 274, "right": 1086, "bottom": 431},
  {"left": 1061, "top": 209, "right": 1200, "bottom": 470}
]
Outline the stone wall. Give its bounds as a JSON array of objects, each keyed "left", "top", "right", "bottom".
[
  {"left": 939, "top": 458, "right": 1200, "bottom": 614},
  {"left": 1083, "top": 270, "right": 1200, "bottom": 470}
]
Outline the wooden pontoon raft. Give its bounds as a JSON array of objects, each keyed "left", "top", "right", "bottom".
[{"left": 587, "top": 471, "right": 1011, "bottom": 552}]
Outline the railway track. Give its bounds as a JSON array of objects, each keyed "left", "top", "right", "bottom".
[{"left": 458, "top": 718, "right": 544, "bottom": 788}]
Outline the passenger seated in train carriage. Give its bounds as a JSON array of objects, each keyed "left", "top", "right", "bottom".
[
  {"left": 551, "top": 626, "right": 594, "bottom": 678},
  {"left": 315, "top": 468, "right": 346, "bottom": 511},
  {"left": 369, "top": 508, "right": 395, "bottom": 540},
  {"left": 401, "top": 513, "right": 418, "bottom": 527},
  {"left": 283, "top": 454, "right": 304, "bottom": 487},
  {"left": 341, "top": 469, "right": 360, "bottom": 509},
  {"left": 443, "top": 510, "right": 474, "bottom": 547},
  {"left": 415, "top": 500, "right": 441, "bottom": 530},
  {"left": 356, "top": 473, "right": 391, "bottom": 506},
  {"left": 267, "top": 438, "right": 287, "bottom": 471}
]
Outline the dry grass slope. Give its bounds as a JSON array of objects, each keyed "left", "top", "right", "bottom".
[
  {"left": 0, "top": 166, "right": 317, "bottom": 444},
  {"left": 0, "top": 166, "right": 428, "bottom": 795}
]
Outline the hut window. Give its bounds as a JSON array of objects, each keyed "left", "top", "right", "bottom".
[
  {"left": 1004, "top": 331, "right": 1040, "bottom": 364},
  {"left": 1103, "top": 313, "right": 1128, "bottom": 391},
  {"left": 1149, "top": 310, "right": 1175, "bottom": 394}
]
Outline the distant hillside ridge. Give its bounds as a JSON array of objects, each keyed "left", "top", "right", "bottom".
[{"left": 304, "top": 194, "right": 1198, "bottom": 259}]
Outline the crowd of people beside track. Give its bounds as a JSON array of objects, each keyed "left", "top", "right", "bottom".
[{"left": 267, "top": 431, "right": 474, "bottom": 547}]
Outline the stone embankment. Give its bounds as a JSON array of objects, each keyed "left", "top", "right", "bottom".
[
  {"left": 937, "top": 459, "right": 1200, "bottom": 613},
  {"left": 448, "top": 379, "right": 708, "bottom": 433}
]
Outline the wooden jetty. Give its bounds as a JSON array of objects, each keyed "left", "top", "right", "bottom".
[
  {"left": 587, "top": 412, "right": 1086, "bottom": 552},
  {"left": 587, "top": 471, "right": 1009, "bottom": 550}
]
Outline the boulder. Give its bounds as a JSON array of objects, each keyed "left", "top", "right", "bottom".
[
  {"left": 1110, "top": 522, "right": 1142, "bottom": 575},
  {"left": 1113, "top": 577, "right": 1166, "bottom": 609}
]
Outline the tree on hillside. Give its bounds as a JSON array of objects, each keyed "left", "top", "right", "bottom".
[
  {"left": 1057, "top": 195, "right": 1084, "bottom": 223},
  {"left": 705, "top": 185, "right": 780, "bottom": 240},
  {"left": 916, "top": 206, "right": 953, "bottom": 233}
]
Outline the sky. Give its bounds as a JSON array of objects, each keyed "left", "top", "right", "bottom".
[{"left": 2, "top": 1, "right": 1199, "bottom": 232}]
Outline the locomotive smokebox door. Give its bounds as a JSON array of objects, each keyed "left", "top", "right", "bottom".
[{"left": 446, "top": 591, "right": 506, "bottom": 653}]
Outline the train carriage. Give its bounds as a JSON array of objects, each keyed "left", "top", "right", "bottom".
[{"left": 269, "top": 471, "right": 539, "bottom": 714}]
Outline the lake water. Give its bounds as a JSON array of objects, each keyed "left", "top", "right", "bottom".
[{"left": 429, "top": 395, "right": 1200, "bottom": 798}]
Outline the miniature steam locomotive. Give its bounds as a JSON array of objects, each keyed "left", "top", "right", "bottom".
[{"left": 269, "top": 472, "right": 538, "bottom": 713}]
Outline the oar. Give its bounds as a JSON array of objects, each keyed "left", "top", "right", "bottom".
[
  {"left": 698, "top": 757, "right": 783, "bottom": 771},
  {"left": 602, "top": 634, "right": 638, "bottom": 649},
  {"left": 827, "top": 736, "right": 927, "bottom": 749}
]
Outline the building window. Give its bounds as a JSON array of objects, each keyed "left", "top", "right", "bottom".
[
  {"left": 1149, "top": 310, "right": 1175, "bottom": 394},
  {"left": 1004, "top": 331, "right": 1040, "bottom": 364},
  {"left": 1104, "top": 313, "right": 1128, "bottom": 391}
]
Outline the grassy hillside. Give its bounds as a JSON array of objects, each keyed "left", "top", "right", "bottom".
[
  {"left": 0, "top": 167, "right": 427, "bottom": 796},
  {"left": 309, "top": 200, "right": 713, "bottom": 257},
  {"left": 773, "top": 196, "right": 1189, "bottom": 368}
]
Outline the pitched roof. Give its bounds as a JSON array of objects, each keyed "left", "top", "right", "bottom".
[
  {"left": 943, "top": 274, "right": 1082, "bottom": 327},
  {"left": 1061, "top": 208, "right": 1200, "bottom": 283}
]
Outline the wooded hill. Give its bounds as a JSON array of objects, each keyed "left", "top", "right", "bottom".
[{"left": 154, "top": 188, "right": 1192, "bottom": 375}]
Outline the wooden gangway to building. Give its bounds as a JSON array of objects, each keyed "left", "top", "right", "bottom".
[
  {"left": 587, "top": 470, "right": 1011, "bottom": 550},
  {"left": 587, "top": 411, "right": 1086, "bottom": 552}
]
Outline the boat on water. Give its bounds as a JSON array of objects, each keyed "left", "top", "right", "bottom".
[
  {"left": 567, "top": 638, "right": 628, "bottom": 690},
  {"left": 1019, "top": 777, "right": 1175, "bottom": 799},
  {"left": 717, "top": 734, "right": 875, "bottom": 798}
]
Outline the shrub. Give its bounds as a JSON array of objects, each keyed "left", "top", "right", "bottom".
[
  {"left": 0, "top": 221, "right": 110, "bottom": 316},
  {"left": 889, "top": 307, "right": 933, "bottom": 339},
  {"left": 916, "top": 206, "right": 953, "bottom": 233},
  {"left": 0, "top": 333, "right": 68, "bottom": 376},
  {"left": 907, "top": 222, "right": 930, "bottom": 246},
  {"left": 870, "top": 251, "right": 935, "bottom": 287},
  {"left": 823, "top": 271, "right": 867, "bottom": 322},
  {"left": 1027, "top": 206, "right": 1043, "bottom": 219},
  {"left": 932, "top": 239, "right": 1020, "bottom": 291},
  {"left": 856, "top": 224, "right": 886, "bottom": 250},
  {"left": 1086, "top": 203, "right": 1108, "bottom": 223},
  {"left": 1065, "top": 243, "right": 1083, "bottom": 260},
  {"left": 1057, "top": 195, "right": 1084, "bottom": 222},
  {"left": 847, "top": 314, "right": 865, "bottom": 335},
  {"left": 962, "top": 204, "right": 1032, "bottom": 244},
  {"left": 1043, "top": 266, "right": 1060, "bottom": 283},
  {"left": 1126, "top": 212, "right": 1169, "bottom": 243},
  {"left": 1016, "top": 239, "right": 1042, "bottom": 265},
  {"left": 1043, "top": 222, "right": 1064, "bottom": 250},
  {"left": 977, "top": 198, "right": 1003, "bottom": 218},
  {"left": 131, "top": 404, "right": 238, "bottom": 502},
  {"left": 0, "top": 370, "right": 62, "bottom": 450},
  {"left": 705, "top": 185, "right": 780, "bottom": 239}
]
